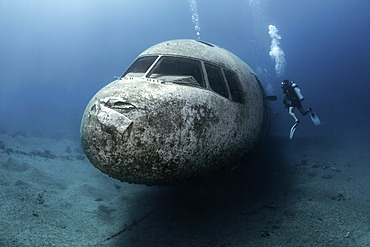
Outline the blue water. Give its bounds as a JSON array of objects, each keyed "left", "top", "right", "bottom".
[
  {"left": 0, "top": 0, "right": 369, "bottom": 139},
  {"left": 1, "top": 1, "right": 370, "bottom": 246}
]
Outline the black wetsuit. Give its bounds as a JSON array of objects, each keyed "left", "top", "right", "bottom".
[
  {"left": 283, "top": 87, "right": 301, "bottom": 107},
  {"left": 283, "top": 85, "right": 309, "bottom": 116}
]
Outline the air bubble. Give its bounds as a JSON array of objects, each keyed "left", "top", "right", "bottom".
[{"left": 189, "top": 0, "right": 201, "bottom": 40}]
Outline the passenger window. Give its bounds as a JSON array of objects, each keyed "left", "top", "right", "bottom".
[
  {"left": 205, "top": 63, "right": 229, "bottom": 98},
  {"left": 149, "top": 56, "right": 204, "bottom": 87},
  {"left": 121, "top": 56, "right": 157, "bottom": 77},
  {"left": 224, "top": 70, "right": 244, "bottom": 103}
]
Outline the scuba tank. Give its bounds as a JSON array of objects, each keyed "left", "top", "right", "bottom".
[{"left": 291, "top": 81, "right": 305, "bottom": 101}]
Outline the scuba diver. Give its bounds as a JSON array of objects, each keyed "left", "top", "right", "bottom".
[{"left": 281, "top": 79, "right": 320, "bottom": 139}]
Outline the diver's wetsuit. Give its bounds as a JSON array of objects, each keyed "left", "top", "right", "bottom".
[{"left": 282, "top": 82, "right": 310, "bottom": 122}]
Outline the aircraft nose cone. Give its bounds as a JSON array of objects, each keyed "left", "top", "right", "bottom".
[{"left": 80, "top": 83, "right": 185, "bottom": 185}]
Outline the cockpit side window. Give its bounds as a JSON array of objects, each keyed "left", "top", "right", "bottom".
[
  {"left": 148, "top": 56, "right": 205, "bottom": 87},
  {"left": 224, "top": 69, "right": 244, "bottom": 104},
  {"left": 205, "top": 63, "right": 229, "bottom": 99},
  {"left": 121, "top": 56, "right": 158, "bottom": 77}
]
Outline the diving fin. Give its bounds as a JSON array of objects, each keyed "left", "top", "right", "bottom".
[
  {"left": 310, "top": 109, "right": 321, "bottom": 126},
  {"left": 289, "top": 121, "right": 299, "bottom": 139}
]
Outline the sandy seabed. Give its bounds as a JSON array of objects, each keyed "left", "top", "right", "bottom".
[{"left": 0, "top": 131, "right": 369, "bottom": 247}]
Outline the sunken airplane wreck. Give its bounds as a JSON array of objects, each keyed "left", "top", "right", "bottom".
[{"left": 80, "top": 39, "right": 273, "bottom": 186}]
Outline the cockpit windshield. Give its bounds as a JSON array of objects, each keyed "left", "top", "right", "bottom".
[
  {"left": 121, "top": 56, "right": 158, "bottom": 78},
  {"left": 148, "top": 56, "right": 205, "bottom": 87},
  {"left": 120, "top": 55, "right": 244, "bottom": 103}
]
